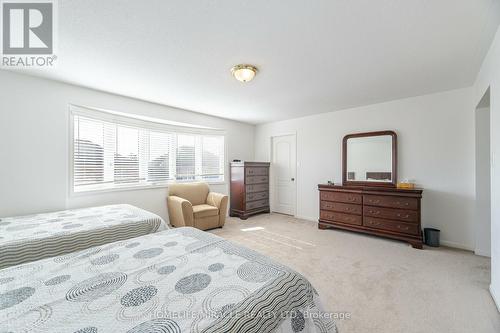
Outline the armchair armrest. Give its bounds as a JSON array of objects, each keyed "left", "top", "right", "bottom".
[
  {"left": 167, "top": 195, "right": 194, "bottom": 227},
  {"left": 207, "top": 192, "right": 229, "bottom": 227},
  {"left": 206, "top": 192, "right": 227, "bottom": 209}
]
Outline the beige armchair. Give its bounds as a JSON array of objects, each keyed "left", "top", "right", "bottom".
[{"left": 167, "top": 182, "right": 228, "bottom": 230}]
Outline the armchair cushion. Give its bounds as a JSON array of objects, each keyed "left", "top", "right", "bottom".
[
  {"left": 166, "top": 182, "right": 228, "bottom": 230},
  {"left": 192, "top": 204, "right": 219, "bottom": 219},
  {"left": 168, "top": 182, "right": 209, "bottom": 206}
]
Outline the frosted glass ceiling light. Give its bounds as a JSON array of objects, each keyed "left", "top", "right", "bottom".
[{"left": 231, "top": 64, "right": 258, "bottom": 82}]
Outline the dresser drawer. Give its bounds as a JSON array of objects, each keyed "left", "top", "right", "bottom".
[
  {"left": 245, "top": 199, "right": 268, "bottom": 210},
  {"left": 320, "top": 191, "right": 362, "bottom": 204},
  {"left": 321, "top": 201, "right": 362, "bottom": 215},
  {"left": 363, "top": 195, "right": 418, "bottom": 210},
  {"left": 320, "top": 210, "right": 362, "bottom": 225},
  {"left": 245, "top": 167, "right": 268, "bottom": 176},
  {"left": 246, "top": 184, "right": 268, "bottom": 193},
  {"left": 364, "top": 217, "right": 419, "bottom": 235},
  {"left": 246, "top": 191, "right": 269, "bottom": 202},
  {"left": 363, "top": 206, "right": 418, "bottom": 223},
  {"left": 246, "top": 175, "right": 269, "bottom": 185}
]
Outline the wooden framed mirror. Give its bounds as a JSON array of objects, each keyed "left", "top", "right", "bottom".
[{"left": 342, "top": 130, "right": 397, "bottom": 187}]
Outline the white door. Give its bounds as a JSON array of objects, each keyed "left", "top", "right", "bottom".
[{"left": 271, "top": 134, "right": 297, "bottom": 215}]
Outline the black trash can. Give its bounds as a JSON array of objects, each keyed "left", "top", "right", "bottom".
[{"left": 424, "top": 228, "right": 440, "bottom": 247}]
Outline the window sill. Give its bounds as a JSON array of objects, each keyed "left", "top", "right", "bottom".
[{"left": 69, "top": 181, "right": 228, "bottom": 197}]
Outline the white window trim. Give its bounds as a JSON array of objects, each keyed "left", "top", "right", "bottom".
[{"left": 68, "top": 104, "right": 227, "bottom": 196}]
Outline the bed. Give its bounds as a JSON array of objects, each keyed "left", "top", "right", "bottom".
[
  {"left": 0, "top": 204, "right": 167, "bottom": 269},
  {"left": 0, "top": 227, "right": 337, "bottom": 333}
]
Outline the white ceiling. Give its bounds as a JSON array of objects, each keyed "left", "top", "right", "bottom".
[{"left": 11, "top": 0, "right": 500, "bottom": 124}]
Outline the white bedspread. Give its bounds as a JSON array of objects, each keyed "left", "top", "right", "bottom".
[{"left": 0, "top": 227, "right": 336, "bottom": 333}]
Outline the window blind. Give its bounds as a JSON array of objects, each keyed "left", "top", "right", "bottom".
[{"left": 72, "top": 109, "right": 225, "bottom": 192}]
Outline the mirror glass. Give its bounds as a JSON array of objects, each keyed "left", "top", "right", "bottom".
[{"left": 346, "top": 135, "right": 393, "bottom": 182}]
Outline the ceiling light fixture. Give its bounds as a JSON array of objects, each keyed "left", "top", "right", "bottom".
[{"left": 231, "top": 64, "right": 258, "bottom": 83}]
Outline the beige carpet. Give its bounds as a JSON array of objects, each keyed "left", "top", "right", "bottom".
[{"left": 209, "top": 213, "right": 500, "bottom": 333}]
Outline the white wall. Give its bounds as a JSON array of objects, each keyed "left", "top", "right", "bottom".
[
  {"left": 475, "top": 106, "right": 491, "bottom": 257},
  {"left": 473, "top": 25, "right": 500, "bottom": 311},
  {"left": 0, "top": 71, "right": 255, "bottom": 221},
  {"left": 255, "top": 88, "right": 476, "bottom": 250}
]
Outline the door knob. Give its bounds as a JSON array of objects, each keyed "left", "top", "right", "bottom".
[{"left": 291, "top": 178, "right": 295, "bottom": 181}]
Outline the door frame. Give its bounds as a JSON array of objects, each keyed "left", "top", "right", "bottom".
[
  {"left": 474, "top": 87, "right": 491, "bottom": 257},
  {"left": 270, "top": 132, "right": 297, "bottom": 216}
]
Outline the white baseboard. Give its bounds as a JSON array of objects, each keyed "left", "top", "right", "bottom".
[
  {"left": 474, "top": 248, "right": 491, "bottom": 257},
  {"left": 439, "top": 240, "right": 474, "bottom": 251},
  {"left": 490, "top": 284, "right": 500, "bottom": 312},
  {"left": 293, "top": 216, "right": 477, "bottom": 252},
  {"left": 295, "top": 215, "right": 317, "bottom": 223}
]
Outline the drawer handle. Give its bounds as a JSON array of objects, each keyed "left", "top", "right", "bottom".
[
  {"left": 369, "top": 221, "right": 381, "bottom": 226},
  {"left": 347, "top": 197, "right": 356, "bottom": 202},
  {"left": 395, "top": 201, "right": 410, "bottom": 206},
  {"left": 369, "top": 210, "right": 380, "bottom": 215},
  {"left": 369, "top": 199, "right": 380, "bottom": 204},
  {"left": 397, "top": 225, "right": 409, "bottom": 231},
  {"left": 397, "top": 213, "right": 410, "bottom": 219}
]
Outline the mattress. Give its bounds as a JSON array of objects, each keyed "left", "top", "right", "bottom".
[
  {"left": 0, "top": 204, "right": 167, "bottom": 269},
  {"left": 0, "top": 227, "right": 336, "bottom": 333}
]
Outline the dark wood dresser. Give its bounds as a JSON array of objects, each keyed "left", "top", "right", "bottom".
[
  {"left": 230, "top": 162, "right": 270, "bottom": 219},
  {"left": 318, "top": 184, "right": 423, "bottom": 248}
]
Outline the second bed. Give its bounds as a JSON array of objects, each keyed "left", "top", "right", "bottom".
[{"left": 0, "top": 204, "right": 167, "bottom": 269}]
